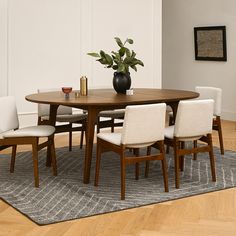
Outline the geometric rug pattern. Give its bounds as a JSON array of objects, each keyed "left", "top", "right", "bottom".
[{"left": 0, "top": 145, "right": 235, "bottom": 225}]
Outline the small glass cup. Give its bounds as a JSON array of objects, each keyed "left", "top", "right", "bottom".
[
  {"left": 75, "top": 91, "right": 80, "bottom": 98},
  {"left": 62, "top": 87, "right": 72, "bottom": 99}
]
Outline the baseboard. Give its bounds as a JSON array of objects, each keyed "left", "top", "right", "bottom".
[{"left": 221, "top": 110, "right": 236, "bottom": 121}]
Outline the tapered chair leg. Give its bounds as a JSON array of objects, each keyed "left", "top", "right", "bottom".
[
  {"left": 120, "top": 151, "right": 126, "bottom": 200},
  {"left": 67, "top": 123, "right": 73, "bottom": 151},
  {"left": 46, "top": 142, "right": 52, "bottom": 167},
  {"left": 193, "top": 140, "right": 197, "bottom": 160},
  {"left": 174, "top": 139, "right": 180, "bottom": 189},
  {"left": 160, "top": 141, "right": 169, "bottom": 192},
  {"left": 111, "top": 118, "right": 115, "bottom": 133},
  {"left": 208, "top": 134, "right": 216, "bottom": 182},
  {"left": 166, "top": 114, "right": 174, "bottom": 155},
  {"left": 145, "top": 146, "right": 151, "bottom": 178},
  {"left": 216, "top": 116, "right": 224, "bottom": 155},
  {"left": 179, "top": 141, "right": 185, "bottom": 171},
  {"left": 69, "top": 130, "right": 72, "bottom": 151},
  {"left": 97, "top": 117, "right": 100, "bottom": 134},
  {"left": 32, "top": 138, "right": 39, "bottom": 187},
  {"left": 80, "top": 130, "right": 84, "bottom": 149},
  {"left": 134, "top": 148, "right": 140, "bottom": 180},
  {"left": 49, "top": 137, "right": 57, "bottom": 176},
  {"left": 94, "top": 139, "right": 102, "bottom": 186},
  {"left": 10, "top": 145, "right": 17, "bottom": 173}
]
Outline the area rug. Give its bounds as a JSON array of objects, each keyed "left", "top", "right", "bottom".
[{"left": 0, "top": 145, "right": 235, "bottom": 225}]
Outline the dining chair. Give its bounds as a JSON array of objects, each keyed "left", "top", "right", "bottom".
[
  {"left": 163, "top": 99, "right": 216, "bottom": 189},
  {"left": 194, "top": 86, "right": 224, "bottom": 155},
  {"left": 168, "top": 86, "right": 224, "bottom": 156},
  {"left": 94, "top": 103, "right": 168, "bottom": 200},
  {"left": 0, "top": 96, "right": 57, "bottom": 187},
  {"left": 97, "top": 109, "right": 125, "bottom": 133},
  {"left": 37, "top": 88, "right": 87, "bottom": 152}
]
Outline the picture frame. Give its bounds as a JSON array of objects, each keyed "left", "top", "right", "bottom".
[{"left": 194, "top": 26, "right": 227, "bottom": 61}]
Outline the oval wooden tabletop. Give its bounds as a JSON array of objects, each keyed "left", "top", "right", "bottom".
[{"left": 25, "top": 88, "right": 199, "bottom": 107}]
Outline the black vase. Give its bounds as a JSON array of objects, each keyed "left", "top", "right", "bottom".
[{"left": 113, "top": 72, "right": 131, "bottom": 94}]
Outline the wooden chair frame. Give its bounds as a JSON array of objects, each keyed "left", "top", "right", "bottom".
[
  {"left": 96, "top": 117, "right": 123, "bottom": 133},
  {"left": 0, "top": 135, "right": 57, "bottom": 187},
  {"left": 164, "top": 133, "right": 216, "bottom": 189},
  {"left": 38, "top": 117, "right": 86, "bottom": 151},
  {"left": 169, "top": 114, "right": 224, "bottom": 156},
  {"left": 213, "top": 116, "right": 224, "bottom": 154},
  {"left": 94, "top": 138, "right": 169, "bottom": 200}
]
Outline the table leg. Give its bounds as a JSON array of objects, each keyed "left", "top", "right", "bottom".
[
  {"left": 83, "top": 107, "right": 100, "bottom": 184},
  {"left": 168, "top": 101, "right": 179, "bottom": 123},
  {"left": 46, "top": 104, "right": 59, "bottom": 167}
]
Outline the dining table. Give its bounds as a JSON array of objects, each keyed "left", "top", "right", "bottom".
[{"left": 26, "top": 88, "right": 199, "bottom": 184}]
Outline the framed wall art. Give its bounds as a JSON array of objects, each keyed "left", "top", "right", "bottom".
[{"left": 194, "top": 26, "right": 227, "bottom": 61}]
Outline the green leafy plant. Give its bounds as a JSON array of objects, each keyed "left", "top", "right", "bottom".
[{"left": 87, "top": 37, "right": 144, "bottom": 74}]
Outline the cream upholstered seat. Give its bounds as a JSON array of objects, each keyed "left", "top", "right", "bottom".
[
  {"left": 2, "top": 125, "right": 55, "bottom": 138},
  {"left": 164, "top": 99, "right": 216, "bottom": 189},
  {"left": 94, "top": 103, "right": 168, "bottom": 200},
  {"left": 0, "top": 96, "right": 57, "bottom": 187},
  {"left": 97, "top": 109, "right": 125, "bottom": 133},
  {"left": 38, "top": 88, "right": 87, "bottom": 151},
  {"left": 195, "top": 86, "right": 224, "bottom": 155}
]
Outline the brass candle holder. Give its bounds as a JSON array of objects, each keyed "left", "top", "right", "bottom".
[{"left": 80, "top": 76, "right": 88, "bottom": 96}]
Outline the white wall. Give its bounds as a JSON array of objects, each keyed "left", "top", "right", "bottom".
[
  {"left": 163, "top": 0, "right": 236, "bottom": 121},
  {"left": 0, "top": 0, "right": 162, "bottom": 127},
  {"left": 0, "top": 0, "right": 8, "bottom": 97}
]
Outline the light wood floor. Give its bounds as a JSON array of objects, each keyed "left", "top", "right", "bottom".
[{"left": 0, "top": 120, "right": 236, "bottom": 236}]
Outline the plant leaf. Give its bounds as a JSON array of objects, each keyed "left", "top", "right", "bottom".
[
  {"left": 131, "top": 59, "right": 144, "bottom": 67},
  {"left": 131, "top": 50, "right": 136, "bottom": 58},
  {"left": 119, "top": 47, "right": 126, "bottom": 57},
  {"left": 136, "top": 59, "right": 144, "bottom": 66},
  {"left": 112, "top": 65, "right": 118, "bottom": 70},
  {"left": 123, "top": 57, "right": 133, "bottom": 65},
  {"left": 112, "top": 51, "right": 121, "bottom": 61},
  {"left": 117, "top": 63, "right": 126, "bottom": 73},
  {"left": 113, "top": 59, "right": 119, "bottom": 64},
  {"left": 105, "top": 54, "right": 113, "bottom": 65},
  {"left": 127, "top": 38, "right": 134, "bottom": 44},
  {"left": 97, "top": 58, "right": 108, "bottom": 65},
  {"left": 131, "top": 65, "right": 137, "bottom": 71},
  {"left": 100, "top": 50, "right": 106, "bottom": 58},
  {"left": 114, "top": 37, "right": 124, "bottom": 48},
  {"left": 125, "top": 48, "right": 131, "bottom": 57},
  {"left": 87, "top": 52, "right": 100, "bottom": 57}
]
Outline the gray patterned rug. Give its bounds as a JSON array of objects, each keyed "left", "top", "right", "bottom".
[{"left": 0, "top": 145, "right": 235, "bottom": 225}]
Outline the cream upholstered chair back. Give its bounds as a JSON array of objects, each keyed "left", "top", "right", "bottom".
[
  {"left": 38, "top": 88, "right": 72, "bottom": 117},
  {"left": 174, "top": 99, "right": 214, "bottom": 138},
  {"left": 195, "top": 86, "right": 222, "bottom": 116},
  {"left": 121, "top": 103, "right": 166, "bottom": 146},
  {"left": 0, "top": 96, "right": 19, "bottom": 134}
]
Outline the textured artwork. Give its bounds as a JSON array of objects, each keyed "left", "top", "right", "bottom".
[{"left": 194, "top": 26, "right": 227, "bottom": 61}]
